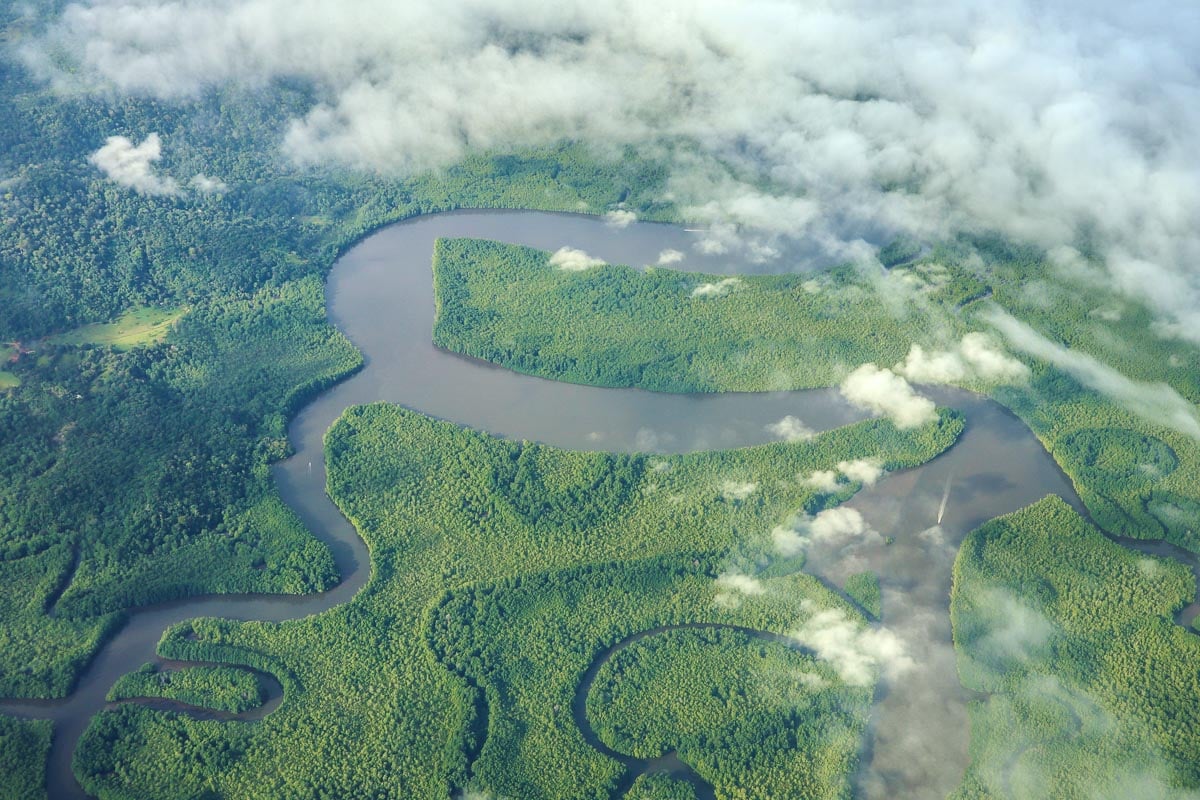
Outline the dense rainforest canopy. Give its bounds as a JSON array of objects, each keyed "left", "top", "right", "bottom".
[{"left": 2, "top": 1, "right": 1200, "bottom": 797}]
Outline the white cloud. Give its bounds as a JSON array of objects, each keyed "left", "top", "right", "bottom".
[
  {"left": 656, "top": 248, "right": 685, "bottom": 266},
  {"left": 714, "top": 570, "right": 765, "bottom": 607},
  {"left": 88, "top": 133, "right": 179, "bottom": 196},
  {"left": 28, "top": 2, "right": 1200, "bottom": 341},
  {"left": 604, "top": 209, "right": 637, "bottom": 228},
  {"left": 549, "top": 246, "right": 605, "bottom": 272},
  {"left": 189, "top": 173, "right": 228, "bottom": 194},
  {"left": 715, "top": 571, "right": 765, "bottom": 596},
  {"left": 985, "top": 307, "right": 1200, "bottom": 440},
  {"left": 895, "top": 344, "right": 971, "bottom": 384},
  {"left": 960, "top": 332, "right": 1030, "bottom": 383},
  {"left": 807, "top": 507, "right": 877, "bottom": 545},
  {"left": 803, "top": 469, "right": 843, "bottom": 494},
  {"left": 896, "top": 332, "right": 1028, "bottom": 386},
  {"left": 772, "top": 506, "right": 881, "bottom": 557},
  {"left": 720, "top": 480, "right": 757, "bottom": 502},
  {"left": 771, "top": 525, "right": 805, "bottom": 557},
  {"left": 802, "top": 459, "right": 886, "bottom": 493},
  {"left": 690, "top": 277, "right": 741, "bottom": 298},
  {"left": 837, "top": 458, "right": 884, "bottom": 486},
  {"left": 791, "top": 604, "right": 914, "bottom": 687},
  {"left": 840, "top": 364, "right": 937, "bottom": 429},
  {"left": 766, "top": 415, "right": 814, "bottom": 443},
  {"left": 968, "top": 588, "right": 1055, "bottom": 667}
]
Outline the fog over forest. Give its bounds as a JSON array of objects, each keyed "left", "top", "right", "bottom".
[{"left": 22, "top": 0, "right": 1200, "bottom": 344}]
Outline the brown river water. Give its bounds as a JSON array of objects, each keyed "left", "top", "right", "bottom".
[{"left": 1, "top": 210, "right": 1190, "bottom": 799}]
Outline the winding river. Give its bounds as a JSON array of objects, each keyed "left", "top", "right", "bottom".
[{"left": 0, "top": 210, "right": 1184, "bottom": 799}]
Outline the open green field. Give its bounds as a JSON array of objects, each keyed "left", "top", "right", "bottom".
[
  {"left": 43, "top": 307, "right": 186, "bottom": 350},
  {"left": 73, "top": 403, "right": 961, "bottom": 798},
  {"left": 0, "top": 344, "right": 17, "bottom": 390},
  {"left": 951, "top": 496, "right": 1200, "bottom": 798}
]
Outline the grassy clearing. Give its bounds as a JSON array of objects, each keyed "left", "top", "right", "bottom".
[
  {"left": 43, "top": 307, "right": 186, "bottom": 350},
  {"left": 0, "top": 344, "right": 17, "bottom": 390}
]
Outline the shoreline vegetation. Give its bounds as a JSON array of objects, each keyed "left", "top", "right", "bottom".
[
  {"left": 428, "top": 234, "right": 1200, "bottom": 797},
  {"left": 0, "top": 140, "right": 674, "bottom": 704},
  {"left": 0, "top": 25, "right": 685, "bottom": 793},
  {"left": 431, "top": 236, "right": 1200, "bottom": 555},
  {"left": 72, "top": 404, "right": 960, "bottom": 798},
  {"left": 106, "top": 664, "right": 269, "bottom": 715}
]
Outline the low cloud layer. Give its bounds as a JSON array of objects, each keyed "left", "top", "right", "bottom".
[
  {"left": 791, "top": 604, "right": 913, "bottom": 687},
  {"left": 690, "top": 277, "right": 741, "bottom": 298},
  {"left": 773, "top": 506, "right": 882, "bottom": 558},
  {"left": 803, "top": 458, "right": 885, "bottom": 493},
  {"left": 549, "top": 246, "right": 605, "bottom": 272},
  {"left": 986, "top": 307, "right": 1200, "bottom": 440},
  {"left": 720, "top": 480, "right": 757, "bottom": 502},
  {"left": 837, "top": 458, "right": 884, "bottom": 486},
  {"left": 89, "top": 133, "right": 180, "bottom": 196},
  {"left": 604, "top": 209, "right": 636, "bottom": 228},
  {"left": 840, "top": 364, "right": 937, "bottom": 428},
  {"left": 896, "top": 332, "right": 1029, "bottom": 386},
  {"left": 656, "top": 249, "right": 685, "bottom": 266},
  {"left": 189, "top": 173, "right": 228, "bottom": 194},
  {"left": 27, "top": 1, "right": 1200, "bottom": 339},
  {"left": 766, "top": 414, "right": 814, "bottom": 443},
  {"left": 713, "top": 570, "right": 765, "bottom": 608}
]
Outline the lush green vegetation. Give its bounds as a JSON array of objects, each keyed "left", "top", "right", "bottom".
[
  {"left": 0, "top": 0, "right": 682, "bottom": 714},
  {"left": 433, "top": 238, "right": 926, "bottom": 392},
  {"left": 843, "top": 572, "right": 881, "bottom": 620},
  {"left": 108, "top": 663, "right": 267, "bottom": 714},
  {"left": 432, "top": 237, "right": 1200, "bottom": 554},
  {"left": 0, "top": 715, "right": 50, "bottom": 800},
  {"left": 0, "top": 278, "right": 352, "bottom": 698},
  {"left": 0, "top": 343, "right": 17, "bottom": 389},
  {"left": 588, "top": 626, "right": 869, "bottom": 799},
  {"left": 967, "top": 239, "right": 1200, "bottom": 552},
  {"left": 0, "top": 545, "right": 123, "bottom": 698},
  {"left": 629, "top": 772, "right": 700, "bottom": 800},
  {"left": 950, "top": 496, "right": 1200, "bottom": 799},
  {"left": 73, "top": 403, "right": 960, "bottom": 798}
]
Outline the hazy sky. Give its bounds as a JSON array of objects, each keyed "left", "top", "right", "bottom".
[{"left": 23, "top": 1, "right": 1200, "bottom": 341}]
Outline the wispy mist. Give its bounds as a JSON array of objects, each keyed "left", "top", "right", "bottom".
[{"left": 23, "top": 1, "right": 1200, "bottom": 337}]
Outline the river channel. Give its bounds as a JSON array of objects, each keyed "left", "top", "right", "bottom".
[{"left": 0, "top": 210, "right": 1167, "bottom": 799}]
